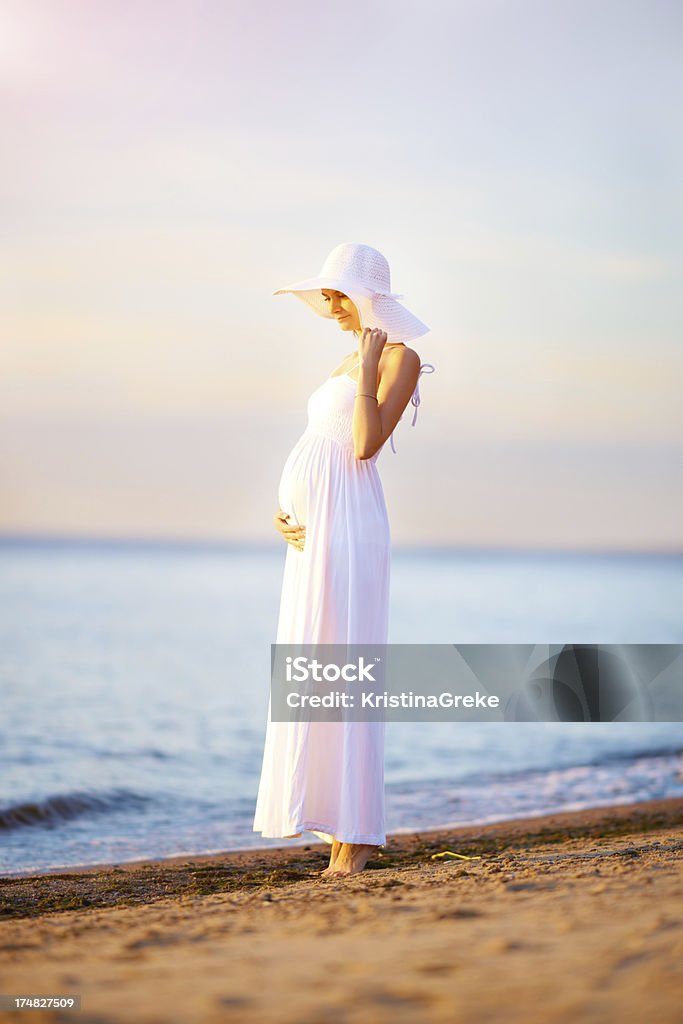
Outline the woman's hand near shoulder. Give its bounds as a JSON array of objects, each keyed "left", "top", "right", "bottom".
[{"left": 352, "top": 336, "right": 421, "bottom": 460}]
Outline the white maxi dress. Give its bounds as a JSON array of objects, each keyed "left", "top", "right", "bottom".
[{"left": 252, "top": 357, "right": 432, "bottom": 847}]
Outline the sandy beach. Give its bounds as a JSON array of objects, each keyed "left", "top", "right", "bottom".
[{"left": 1, "top": 797, "right": 681, "bottom": 1023}]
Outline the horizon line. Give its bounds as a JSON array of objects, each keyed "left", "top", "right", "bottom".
[{"left": 0, "top": 531, "right": 681, "bottom": 559}]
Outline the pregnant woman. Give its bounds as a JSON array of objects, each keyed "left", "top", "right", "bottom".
[{"left": 253, "top": 242, "right": 434, "bottom": 877}]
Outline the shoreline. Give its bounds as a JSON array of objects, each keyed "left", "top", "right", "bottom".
[
  {"left": 1, "top": 796, "right": 681, "bottom": 912},
  {"left": 3, "top": 796, "right": 682, "bottom": 886},
  {"left": 4, "top": 793, "right": 680, "bottom": 882},
  {"left": 1, "top": 796, "right": 681, "bottom": 1023},
  {"left": 0, "top": 794, "right": 679, "bottom": 884}
]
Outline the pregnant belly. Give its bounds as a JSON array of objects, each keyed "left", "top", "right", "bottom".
[
  {"left": 277, "top": 433, "right": 388, "bottom": 536},
  {"left": 277, "top": 438, "right": 312, "bottom": 526}
]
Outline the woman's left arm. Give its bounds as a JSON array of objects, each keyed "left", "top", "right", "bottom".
[{"left": 352, "top": 329, "right": 421, "bottom": 460}]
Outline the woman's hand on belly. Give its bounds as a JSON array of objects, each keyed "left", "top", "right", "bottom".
[{"left": 274, "top": 508, "right": 306, "bottom": 552}]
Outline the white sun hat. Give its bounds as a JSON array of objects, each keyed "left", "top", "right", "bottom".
[{"left": 272, "top": 241, "right": 430, "bottom": 345}]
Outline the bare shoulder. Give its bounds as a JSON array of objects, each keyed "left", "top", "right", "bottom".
[{"left": 381, "top": 343, "right": 421, "bottom": 378}]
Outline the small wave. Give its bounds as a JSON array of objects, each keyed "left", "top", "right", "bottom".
[
  {"left": 594, "top": 744, "right": 683, "bottom": 765},
  {"left": 0, "top": 788, "right": 151, "bottom": 831},
  {"left": 433, "top": 745, "right": 683, "bottom": 789},
  {"left": 94, "top": 748, "right": 175, "bottom": 761}
]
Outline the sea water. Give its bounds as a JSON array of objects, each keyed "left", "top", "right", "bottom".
[{"left": 1, "top": 537, "right": 681, "bottom": 877}]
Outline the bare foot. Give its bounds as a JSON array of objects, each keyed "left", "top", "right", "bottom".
[
  {"left": 320, "top": 840, "right": 342, "bottom": 876},
  {"left": 327, "top": 843, "right": 378, "bottom": 876}
]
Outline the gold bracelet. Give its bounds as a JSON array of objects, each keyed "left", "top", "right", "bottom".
[{"left": 355, "top": 393, "right": 378, "bottom": 402}]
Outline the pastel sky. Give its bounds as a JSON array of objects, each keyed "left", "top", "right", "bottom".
[{"left": 1, "top": 0, "right": 682, "bottom": 548}]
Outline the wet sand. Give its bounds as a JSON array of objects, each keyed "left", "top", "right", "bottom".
[{"left": 1, "top": 797, "right": 681, "bottom": 1023}]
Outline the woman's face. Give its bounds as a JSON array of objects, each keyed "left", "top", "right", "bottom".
[{"left": 321, "top": 289, "right": 361, "bottom": 334}]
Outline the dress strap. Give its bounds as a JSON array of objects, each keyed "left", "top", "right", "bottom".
[{"left": 389, "top": 362, "right": 435, "bottom": 454}]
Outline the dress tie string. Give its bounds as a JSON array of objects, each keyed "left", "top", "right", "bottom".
[{"left": 389, "top": 362, "right": 435, "bottom": 454}]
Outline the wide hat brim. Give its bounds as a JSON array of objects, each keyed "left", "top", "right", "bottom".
[{"left": 272, "top": 274, "right": 430, "bottom": 345}]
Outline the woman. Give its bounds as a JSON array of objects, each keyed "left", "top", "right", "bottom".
[{"left": 253, "top": 242, "right": 434, "bottom": 877}]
